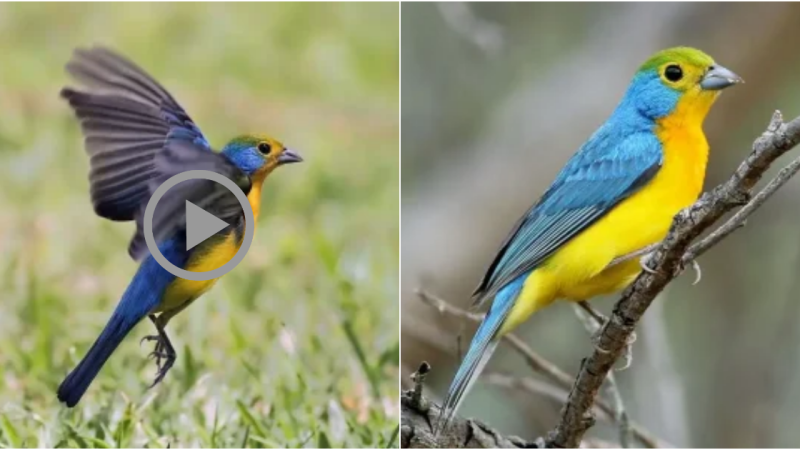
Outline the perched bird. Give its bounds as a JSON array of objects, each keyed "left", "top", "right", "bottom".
[
  {"left": 437, "top": 47, "right": 742, "bottom": 430},
  {"left": 57, "top": 47, "right": 302, "bottom": 407}
]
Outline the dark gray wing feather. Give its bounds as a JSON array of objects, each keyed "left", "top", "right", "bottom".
[{"left": 62, "top": 46, "right": 210, "bottom": 221}]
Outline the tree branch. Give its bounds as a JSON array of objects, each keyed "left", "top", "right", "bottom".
[
  {"left": 403, "top": 361, "right": 535, "bottom": 448},
  {"left": 548, "top": 111, "right": 800, "bottom": 448},
  {"left": 411, "top": 290, "right": 666, "bottom": 448}
]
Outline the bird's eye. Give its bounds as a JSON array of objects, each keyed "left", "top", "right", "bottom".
[
  {"left": 664, "top": 64, "right": 683, "bottom": 82},
  {"left": 257, "top": 143, "right": 271, "bottom": 155}
]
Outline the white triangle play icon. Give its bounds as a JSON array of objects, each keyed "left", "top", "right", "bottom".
[{"left": 185, "top": 200, "right": 230, "bottom": 250}]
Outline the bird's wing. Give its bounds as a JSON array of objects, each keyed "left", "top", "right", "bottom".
[
  {"left": 128, "top": 130, "right": 251, "bottom": 261},
  {"left": 62, "top": 46, "right": 211, "bottom": 221},
  {"left": 472, "top": 132, "right": 663, "bottom": 303}
]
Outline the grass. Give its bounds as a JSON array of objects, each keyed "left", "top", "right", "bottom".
[{"left": 0, "top": 3, "right": 399, "bottom": 448}]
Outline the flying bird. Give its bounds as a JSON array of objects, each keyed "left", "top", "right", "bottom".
[{"left": 57, "top": 47, "right": 303, "bottom": 407}]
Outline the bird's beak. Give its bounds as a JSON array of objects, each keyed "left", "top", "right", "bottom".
[
  {"left": 700, "top": 64, "right": 743, "bottom": 91},
  {"left": 278, "top": 148, "right": 303, "bottom": 165}
]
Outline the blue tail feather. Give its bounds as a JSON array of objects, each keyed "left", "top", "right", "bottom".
[
  {"left": 57, "top": 310, "right": 139, "bottom": 407},
  {"left": 57, "top": 249, "right": 180, "bottom": 407},
  {"left": 436, "top": 273, "right": 527, "bottom": 434}
]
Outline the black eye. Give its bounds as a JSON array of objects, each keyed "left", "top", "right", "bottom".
[
  {"left": 664, "top": 64, "right": 683, "bottom": 82},
  {"left": 257, "top": 143, "right": 271, "bottom": 155}
]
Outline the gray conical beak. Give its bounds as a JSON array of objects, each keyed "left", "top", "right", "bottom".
[
  {"left": 278, "top": 148, "right": 303, "bottom": 165},
  {"left": 700, "top": 64, "right": 743, "bottom": 91}
]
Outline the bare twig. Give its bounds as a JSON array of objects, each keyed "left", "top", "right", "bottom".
[
  {"left": 683, "top": 148, "right": 800, "bottom": 263},
  {"left": 403, "top": 366, "right": 619, "bottom": 449},
  {"left": 414, "top": 289, "right": 666, "bottom": 448},
  {"left": 485, "top": 370, "right": 633, "bottom": 443},
  {"left": 416, "top": 289, "right": 573, "bottom": 387},
  {"left": 484, "top": 371, "right": 571, "bottom": 406},
  {"left": 402, "top": 366, "right": 534, "bottom": 449},
  {"left": 607, "top": 374, "right": 632, "bottom": 449},
  {"left": 548, "top": 111, "right": 800, "bottom": 448},
  {"left": 410, "top": 362, "right": 432, "bottom": 412},
  {"left": 572, "top": 302, "right": 632, "bottom": 448}
]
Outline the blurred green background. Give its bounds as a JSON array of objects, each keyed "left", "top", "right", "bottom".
[
  {"left": 0, "top": 3, "right": 398, "bottom": 448},
  {"left": 402, "top": 3, "right": 800, "bottom": 448}
]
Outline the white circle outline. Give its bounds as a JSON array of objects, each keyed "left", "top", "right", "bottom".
[{"left": 143, "top": 169, "right": 254, "bottom": 281}]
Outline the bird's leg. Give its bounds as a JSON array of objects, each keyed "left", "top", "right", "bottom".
[
  {"left": 140, "top": 315, "right": 167, "bottom": 365},
  {"left": 140, "top": 314, "right": 176, "bottom": 388},
  {"left": 574, "top": 301, "right": 636, "bottom": 371}
]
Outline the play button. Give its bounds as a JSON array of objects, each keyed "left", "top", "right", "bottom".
[
  {"left": 185, "top": 200, "right": 230, "bottom": 250},
  {"left": 143, "top": 169, "right": 255, "bottom": 281}
]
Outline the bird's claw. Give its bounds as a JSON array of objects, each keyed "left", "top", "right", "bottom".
[
  {"left": 688, "top": 259, "right": 702, "bottom": 285},
  {"left": 616, "top": 331, "right": 637, "bottom": 371},
  {"left": 674, "top": 258, "right": 702, "bottom": 285},
  {"left": 142, "top": 335, "right": 166, "bottom": 363},
  {"left": 148, "top": 349, "right": 169, "bottom": 365},
  {"left": 589, "top": 318, "right": 636, "bottom": 371},
  {"left": 140, "top": 335, "right": 159, "bottom": 346},
  {"left": 141, "top": 327, "right": 176, "bottom": 388},
  {"left": 148, "top": 353, "right": 175, "bottom": 389},
  {"left": 639, "top": 253, "right": 658, "bottom": 274},
  {"left": 640, "top": 253, "right": 702, "bottom": 285}
]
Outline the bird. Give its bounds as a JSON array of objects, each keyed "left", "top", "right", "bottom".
[
  {"left": 436, "top": 47, "right": 742, "bottom": 431},
  {"left": 56, "top": 47, "right": 303, "bottom": 407}
]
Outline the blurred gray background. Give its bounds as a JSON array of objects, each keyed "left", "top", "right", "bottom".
[{"left": 401, "top": 3, "right": 800, "bottom": 447}]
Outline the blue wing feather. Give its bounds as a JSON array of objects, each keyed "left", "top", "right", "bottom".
[{"left": 474, "top": 127, "right": 663, "bottom": 302}]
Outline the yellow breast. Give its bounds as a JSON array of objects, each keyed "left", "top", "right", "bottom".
[
  {"left": 552, "top": 106, "right": 710, "bottom": 300},
  {"left": 158, "top": 232, "right": 241, "bottom": 311},
  {"left": 158, "top": 173, "right": 266, "bottom": 313}
]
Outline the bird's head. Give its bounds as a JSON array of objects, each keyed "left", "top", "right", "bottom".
[
  {"left": 221, "top": 134, "right": 303, "bottom": 179},
  {"left": 626, "top": 47, "right": 742, "bottom": 123}
]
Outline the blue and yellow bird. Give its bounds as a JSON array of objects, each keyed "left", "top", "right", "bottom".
[
  {"left": 437, "top": 47, "right": 742, "bottom": 429},
  {"left": 57, "top": 47, "right": 302, "bottom": 407}
]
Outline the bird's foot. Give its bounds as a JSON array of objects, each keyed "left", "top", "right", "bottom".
[
  {"left": 639, "top": 252, "right": 658, "bottom": 274},
  {"left": 143, "top": 315, "right": 176, "bottom": 388},
  {"left": 149, "top": 349, "right": 176, "bottom": 389},
  {"left": 640, "top": 253, "right": 702, "bottom": 285},
  {"left": 680, "top": 258, "right": 702, "bottom": 285},
  {"left": 592, "top": 327, "right": 637, "bottom": 371},
  {"left": 140, "top": 335, "right": 166, "bottom": 365},
  {"left": 579, "top": 303, "right": 636, "bottom": 371}
]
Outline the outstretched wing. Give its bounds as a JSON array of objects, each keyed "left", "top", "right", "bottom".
[
  {"left": 128, "top": 130, "right": 251, "bottom": 261},
  {"left": 473, "top": 131, "right": 663, "bottom": 303},
  {"left": 62, "top": 46, "right": 211, "bottom": 221}
]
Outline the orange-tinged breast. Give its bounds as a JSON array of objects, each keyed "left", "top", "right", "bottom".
[
  {"left": 157, "top": 174, "right": 268, "bottom": 313},
  {"left": 546, "top": 93, "right": 712, "bottom": 301}
]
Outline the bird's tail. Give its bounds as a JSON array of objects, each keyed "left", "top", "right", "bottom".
[
  {"left": 57, "top": 309, "right": 140, "bottom": 407},
  {"left": 435, "top": 275, "right": 527, "bottom": 435}
]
